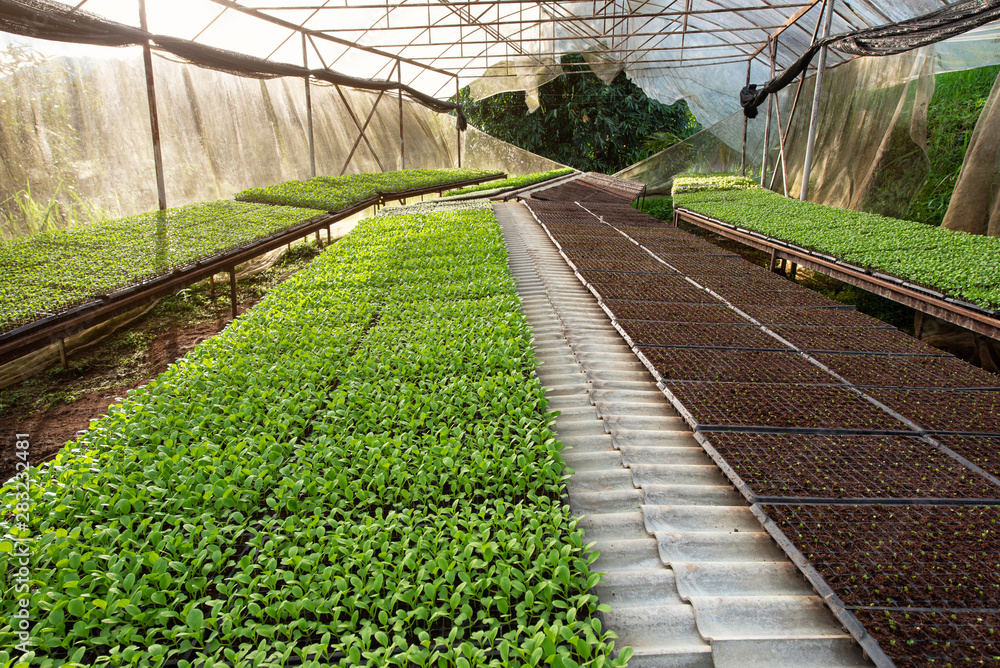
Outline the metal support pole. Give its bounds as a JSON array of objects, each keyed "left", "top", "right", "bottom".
[
  {"left": 398, "top": 61, "right": 405, "bottom": 170},
  {"left": 455, "top": 77, "right": 462, "bottom": 168},
  {"left": 139, "top": 0, "right": 167, "bottom": 211},
  {"left": 768, "top": 248, "right": 778, "bottom": 272},
  {"left": 303, "top": 34, "right": 316, "bottom": 178},
  {"left": 58, "top": 338, "right": 68, "bottom": 370},
  {"left": 915, "top": 310, "right": 925, "bottom": 339},
  {"left": 741, "top": 59, "right": 751, "bottom": 177},
  {"left": 760, "top": 38, "right": 774, "bottom": 188},
  {"left": 209, "top": 272, "right": 215, "bottom": 299},
  {"left": 800, "top": 0, "right": 835, "bottom": 201},
  {"left": 229, "top": 268, "right": 238, "bottom": 319}
]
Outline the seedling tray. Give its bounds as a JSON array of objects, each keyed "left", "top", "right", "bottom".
[
  {"left": 582, "top": 203, "right": 661, "bottom": 225},
  {"left": 618, "top": 320, "right": 780, "bottom": 349},
  {"left": 694, "top": 275, "right": 798, "bottom": 290},
  {"left": 740, "top": 305, "right": 892, "bottom": 328},
  {"left": 870, "top": 389, "right": 1000, "bottom": 434},
  {"left": 651, "top": 255, "right": 762, "bottom": 277},
  {"left": 603, "top": 299, "right": 748, "bottom": 324},
  {"left": 760, "top": 503, "right": 1000, "bottom": 610},
  {"left": 525, "top": 200, "right": 604, "bottom": 225},
  {"left": 586, "top": 278, "right": 717, "bottom": 304},
  {"left": 545, "top": 233, "right": 638, "bottom": 253},
  {"left": 813, "top": 353, "right": 1000, "bottom": 390},
  {"left": 936, "top": 436, "right": 1000, "bottom": 481},
  {"left": 665, "top": 382, "right": 906, "bottom": 431},
  {"left": 772, "top": 326, "right": 952, "bottom": 355},
  {"left": 712, "top": 287, "right": 844, "bottom": 309},
  {"left": 640, "top": 347, "right": 831, "bottom": 384},
  {"left": 850, "top": 608, "right": 1000, "bottom": 666},
  {"left": 566, "top": 255, "right": 676, "bottom": 273},
  {"left": 705, "top": 433, "right": 999, "bottom": 500}
]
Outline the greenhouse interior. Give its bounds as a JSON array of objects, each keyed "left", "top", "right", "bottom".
[{"left": 1, "top": 0, "right": 1000, "bottom": 666}]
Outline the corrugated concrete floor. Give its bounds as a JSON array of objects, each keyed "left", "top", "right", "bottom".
[{"left": 495, "top": 201, "right": 872, "bottom": 668}]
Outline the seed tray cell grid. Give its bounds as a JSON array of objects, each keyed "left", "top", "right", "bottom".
[
  {"left": 604, "top": 300, "right": 750, "bottom": 324},
  {"left": 761, "top": 504, "right": 1000, "bottom": 609},
  {"left": 814, "top": 354, "right": 1000, "bottom": 390},
  {"left": 525, "top": 205, "right": 599, "bottom": 226},
  {"left": 712, "top": 287, "right": 844, "bottom": 309},
  {"left": 567, "top": 257, "right": 677, "bottom": 273},
  {"left": 579, "top": 270, "right": 694, "bottom": 286},
  {"left": 587, "top": 278, "right": 717, "bottom": 304},
  {"left": 667, "top": 382, "right": 906, "bottom": 431},
  {"left": 655, "top": 255, "right": 772, "bottom": 278},
  {"left": 694, "top": 276, "right": 796, "bottom": 290},
  {"left": 936, "top": 436, "right": 1000, "bottom": 481},
  {"left": 640, "top": 347, "right": 835, "bottom": 384},
  {"left": 540, "top": 224, "right": 617, "bottom": 237},
  {"left": 850, "top": 609, "right": 1000, "bottom": 667},
  {"left": 643, "top": 247, "right": 742, "bottom": 258},
  {"left": 546, "top": 234, "right": 641, "bottom": 253},
  {"left": 772, "top": 326, "right": 948, "bottom": 356},
  {"left": 742, "top": 306, "right": 896, "bottom": 328},
  {"left": 617, "top": 224, "right": 697, "bottom": 239},
  {"left": 870, "top": 389, "right": 1000, "bottom": 435},
  {"left": 706, "top": 433, "right": 998, "bottom": 500},
  {"left": 618, "top": 321, "right": 781, "bottom": 349}
]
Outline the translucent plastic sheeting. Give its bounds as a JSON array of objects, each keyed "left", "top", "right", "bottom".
[
  {"left": 942, "top": 68, "right": 1000, "bottom": 237},
  {"left": 0, "top": 35, "right": 560, "bottom": 238},
  {"left": 623, "top": 43, "right": 946, "bottom": 217}
]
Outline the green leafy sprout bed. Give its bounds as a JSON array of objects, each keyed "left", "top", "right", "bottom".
[
  {"left": 442, "top": 169, "right": 575, "bottom": 197},
  {"left": 0, "top": 201, "right": 324, "bottom": 333},
  {"left": 0, "top": 203, "right": 624, "bottom": 667},
  {"left": 672, "top": 173, "right": 1000, "bottom": 310},
  {"left": 235, "top": 169, "right": 504, "bottom": 212}
]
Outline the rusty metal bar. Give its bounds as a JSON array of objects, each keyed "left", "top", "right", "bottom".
[
  {"left": 800, "top": 0, "right": 835, "bottom": 201},
  {"left": 675, "top": 207, "right": 1000, "bottom": 341},
  {"left": 229, "top": 267, "right": 238, "bottom": 319},
  {"left": 741, "top": 58, "right": 751, "bottom": 177},
  {"left": 303, "top": 33, "right": 316, "bottom": 178},
  {"left": 456, "top": 77, "right": 462, "bottom": 168},
  {"left": 398, "top": 61, "right": 405, "bottom": 170},
  {"left": 58, "top": 338, "right": 68, "bottom": 369},
  {"left": 138, "top": 0, "right": 167, "bottom": 211},
  {"left": 760, "top": 36, "right": 774, "bottom": 188}
]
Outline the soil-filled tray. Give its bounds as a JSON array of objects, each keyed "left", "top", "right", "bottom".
[
  {"left": 641, "top": 347, "right": 831, "bottom": 384},
  {"left": 603, "top": 300, "right": 749, "bottom": 324},
  {"left": 540, "top": 224, "right": 615, "bottom": 237},
  {"left": 617, "top": 224, "right": 697, "bottom": 239},
  {"left": 654, "top": 255, "right": 770, "bottom": 278},
  {"left": 850, "top": 609, "right": 1000, "bottom": 667},
  {"left": 694, "top": 275, "right": 799, "bottom": 291},
  {"left": 546, "top": 234, "right": 642, "bottom": 253},
  {"left": 566, "top": 256, "right": 675, "bottom": 274},
  {"left": 936, "top": 436, "right": 1000, "bottom": 481},
  {"left": 618, "top": 320, "right": 781, "bottom": 349},
  {"left": 870, "top": 389, "right": 1000, "bottom": 434},
  {"left": 742, "top": 306, "right": 900, "bottom": 328},
  {"left": 711, "top": 287, "right": 843, "bottom": 309},
  {"left": 666, "top": 382, "right": 905, "bottom": 431},
  {"left": 525, "top": 200, "right": 601, "bottom": 225},
  {"left": 624, "top": 232, "right": 719, "bottom": 248},
  {"left": 581, "top": 204, "right": 661, "bottom": 226},
  {"left": 587, "top": 279, "right": 717, "bottom": 304},
  {"left": 771, "top": 325, "right": 949, "bottom": 356},
  {"left": 641, "top": 246, "right": 741, "bottom": 258},
  {"left": 707, "top": 433, "right": 998, "bottom": 500},
  {"left": 761, "top": 504, "right": 1000, "bottom": 609},
  {"left": 814, "top": 353, "right": 1000, "bottom": 389}
]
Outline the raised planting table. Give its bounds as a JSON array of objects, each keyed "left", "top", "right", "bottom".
[{"left": 670, "top": 174, "right": 1000, "bottom": 342}]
